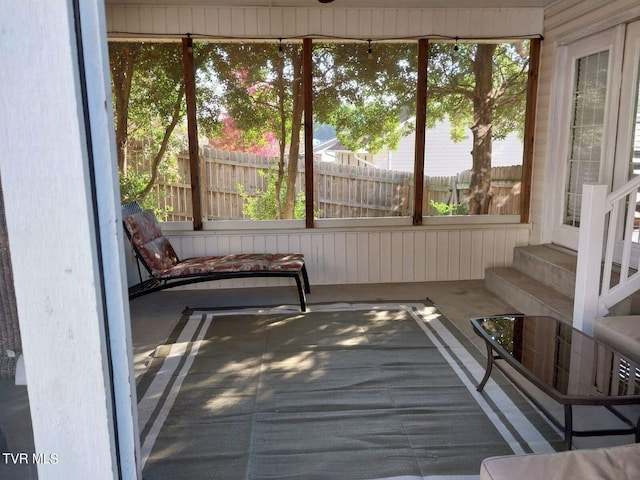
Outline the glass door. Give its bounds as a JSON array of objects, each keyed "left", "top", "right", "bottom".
[
  {"left": 551, "top": 27, "right": 623, "bottom": 250},
  {"left": 563, "top": 50, "right": 609, "bottom": 229}
]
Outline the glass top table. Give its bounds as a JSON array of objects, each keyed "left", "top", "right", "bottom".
[{"left": 471, "top": 314, "right": 640, "bottom": 450}]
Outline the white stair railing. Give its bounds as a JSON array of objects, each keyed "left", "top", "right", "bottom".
[{"left": 574, "top": 176, "right": 640, "bottom": 333}]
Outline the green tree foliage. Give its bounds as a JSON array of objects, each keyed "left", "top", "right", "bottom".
[
  {"left": 119, "top": 167, "right": 173, "bottom": 220},
  {"left": 313, "top": 43, "right": 418, "bottom": 154},
  {"left": 429, "top": 199, "right": 469, "bottom": 216},
  {"left": 109, "top": 41, "right": 221, "bottom": 206},
  {"left": 200, "top": 42, "right": 419, "bottom": 219},
  {"left": 237, "top": 168, "right": 307, "bottom": 220},
  {"left": 427, "top": 41, "right": 530, "bottom": 214},
  {"left": 200, "top": 43, "right": 304, "bottom": 219},
  {"left": 110, "top": 39, "right": 529, "bottom": 219}
]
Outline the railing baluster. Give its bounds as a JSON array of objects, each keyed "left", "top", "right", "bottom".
[
  {"left": 602, "top": 201, "right": 617, "bottom": 297},
  {"left": 621, "top": 187, "right": 639, "bottom": 287}
]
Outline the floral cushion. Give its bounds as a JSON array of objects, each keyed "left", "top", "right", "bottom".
[
  {"left": 123, "top": 210, "right": 179, "bottom": 274},
  {"left": 158, "top": 253, "right": 305, "bottom": 279}
]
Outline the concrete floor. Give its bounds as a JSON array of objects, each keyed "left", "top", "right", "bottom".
[
  {"left": 128, "top": 280, "right": 507, "bottom": 376},
  {"left": 2, "top": 280, "right": 639, "bottom": 479}
]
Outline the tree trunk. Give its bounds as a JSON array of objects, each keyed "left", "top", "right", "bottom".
[
  {"left": 468, "top": 43, "right": 496, "bottom": 215},
  {"left": 283, "top": 49, "right": 304, "bottom": 219},
  {"left": 109, "top": 43, "right": 140, "bottom": 172},
  {"left": 138, "top": 85, "right": 185, "bottom": 199},
  {"left": 274, "top": 54, "right": 287, "bottom": 219}
]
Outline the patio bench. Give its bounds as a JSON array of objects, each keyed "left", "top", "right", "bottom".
[{"left": 122, "top": 203, "right": 310, "bottom": 311}]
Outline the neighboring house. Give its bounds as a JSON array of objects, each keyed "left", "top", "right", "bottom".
[
  {"left": 2, "top": 1, "right": 640, "bottom": 479},
  {"left": 314, "top": 117, "right": 523, "bottom": 177},
  {"left": 389, "top": 118, "right": 524, "bottom": 176},
  {"left": 313, "top": 138, "right": 378, "bottom": 168}
]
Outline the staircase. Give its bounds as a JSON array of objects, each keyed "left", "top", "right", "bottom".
[{"left": 485, "top": 244, "right": 636, "bottom": 324}]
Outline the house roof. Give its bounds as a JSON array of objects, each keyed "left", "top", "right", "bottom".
[{"left": 313, "top": 137, "right": 347, "bottom": 153}]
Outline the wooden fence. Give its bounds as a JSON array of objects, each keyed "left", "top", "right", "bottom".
[{"left": 150, "top": 146, "right": 522, "bottom": 221}]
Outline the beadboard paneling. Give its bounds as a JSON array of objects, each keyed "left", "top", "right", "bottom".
[
  {"left": 139, "top": 223, "right": 531, "bottom": 290},
  {"left": 105, "top": 6, "right": 544, "bottom": 38}
]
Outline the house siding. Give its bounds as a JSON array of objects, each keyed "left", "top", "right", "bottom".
[
  {"left": 531, "top": 0, "right": 640, "bottom": 245},
  {"left": 105, "top": 5, "right": 543, "bottom": 38}
]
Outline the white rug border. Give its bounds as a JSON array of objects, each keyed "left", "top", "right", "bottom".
[{"left": 138, "top": 313, "right": 213, "bottom": 468}]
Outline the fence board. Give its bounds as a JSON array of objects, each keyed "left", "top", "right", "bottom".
[{"left": 150, "top": 146, "right": 521, "bottom": 220}]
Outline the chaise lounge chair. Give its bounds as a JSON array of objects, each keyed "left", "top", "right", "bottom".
[{"left": 122, "top": 203, "right": 310, "bottom": 311}]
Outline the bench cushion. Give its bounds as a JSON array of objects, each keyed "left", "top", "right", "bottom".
[
  {"left": 480, "top": 443, "right": 640, "bottom": 480},
  {"left": 158, "top": 253, "right": 305, "bottom": 279},
  {"left": 123, "top": 210, "right": 179, "bottom": 274}
]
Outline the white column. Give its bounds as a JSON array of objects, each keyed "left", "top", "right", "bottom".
[
  {"left": 0, "top": 1, "right": 138, "bottom": 479},
  {"left": 77, "top": 1, "right": 141, "bottom": 478}
]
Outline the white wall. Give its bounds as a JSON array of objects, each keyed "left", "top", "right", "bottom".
[
  {"left": 156, "top": 222, "right": 530, "bottom": 289},
  {"left": 0, "top": 1, "right": 138, "bottom": 479},
  {"left": 105, "top": 4, "right": 543, "bottom": 39}
]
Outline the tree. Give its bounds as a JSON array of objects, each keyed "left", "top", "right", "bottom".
[
  {"left": 208, "top": 116, "right": 279, "bottom": 156},
  {"left": 202, "top": 43, "right": 304, "bottom": 219},
  {"left": 110, "top": 40, "right": 529, "bottom": 218},
  {"left": 427, "top": 42, "right": 530, "bottom": 214},
  {"left": 203, "top": 42, "right": 418, "bottom": 219},
  {"left": 109, "top": 42, "right": 220, "bottom": 204},
  {"left": 313, "top": 43, "right": 417, "bottom": 154}
]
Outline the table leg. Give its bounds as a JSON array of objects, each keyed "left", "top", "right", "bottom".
[
  {"left": 563, "top": 404, "right": 573, "bottom": 450},
  {"left": 477, "top": 342, "right": 494, "bottom": 392}
]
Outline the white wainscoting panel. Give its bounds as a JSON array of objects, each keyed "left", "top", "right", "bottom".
[{"left": 150, "top": 223, "right": 530, "bottom": 290}]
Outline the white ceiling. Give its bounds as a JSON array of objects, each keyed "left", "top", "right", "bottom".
[{"left": 105, "top": 0, "right": 557, "bottom": 7}]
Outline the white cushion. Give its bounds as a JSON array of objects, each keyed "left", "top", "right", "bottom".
[
  {"left": 480, "top": 443, "right": 640, "bottom": 480},
  {"left": 593, "top": 315, "right": 640, "bottom": 365}
]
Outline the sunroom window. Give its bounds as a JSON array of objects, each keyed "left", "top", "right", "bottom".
[
  {"left": 194, "top": 41, "right": 307, "bottom": 221},
  {"left": 109, "top": 41, "right": 190, "bottom": 221},
  {"left": 312, "top": 41, "right": 418, "bottom": 219},
  {"left": 425, "top": 41, "right": 529, "bottom": 217},
  {"left": 108, "top": 38, "right": 532, "bottom": 226}
]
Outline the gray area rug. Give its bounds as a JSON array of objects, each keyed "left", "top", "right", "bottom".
[{"left": 137, "top": 302, "right": 560, "bottom": 480}]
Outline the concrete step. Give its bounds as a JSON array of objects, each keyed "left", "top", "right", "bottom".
[
  {"left": 487, "top": 242, "right": 633, "bottom": 322},
  {"left": 512, "top": 245, "right": 577, "bottom": 298},
  {"left": 485, "top": 267, "right": 574, "bottom": 323}
]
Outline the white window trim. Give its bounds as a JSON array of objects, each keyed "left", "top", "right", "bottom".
[{"left": 164, "top": 214, "right": 521, "bottom": 232}]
